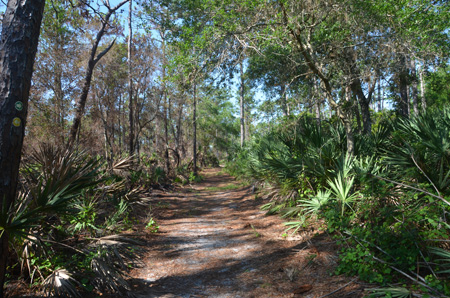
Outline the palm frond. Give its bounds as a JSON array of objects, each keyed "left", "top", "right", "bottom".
[
  {"left": 90, "top": 257, "right": 130, "bottom": 292},
  {"left": 43, "top": 269, "right": 81, "bottom": 298},
  {"left": 298, "top": 189, "right": 331, "bottom": 217},
  {"left": 428, "top": 247, "right": 450, "bottom": 273},
  {"left": 283, "top": 217, "right": 306, "bottom": 234},
  {"left": 368, "top": 287, "right": 412, "bottom": 298}
]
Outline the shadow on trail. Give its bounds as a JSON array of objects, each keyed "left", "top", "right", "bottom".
[
  {"left": 132, "top": 237, "right": 313, "bottom": 297},
  {"left": 125, "top": 168, "right": 364, "bottom": 298}
]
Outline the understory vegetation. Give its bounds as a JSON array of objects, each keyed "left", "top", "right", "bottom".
[
  {"left": 1, "top": 0, "right": 450, "bottom": 297},
  {"left": 2, "top": 145, "right": 189, "bottom": 297},
  {"left": 226, "top": 110, "right": 450, "bottom": 297}
]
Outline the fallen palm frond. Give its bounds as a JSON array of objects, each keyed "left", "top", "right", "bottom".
[
  {"left": 90, "top": 258, "right": 130, "bottom": 293},
  {"left": 110, "top": 155, "right": 135, "bottom": 175},
  {"left": 43, "top": 269, "right": 81, "bottom": 298}
]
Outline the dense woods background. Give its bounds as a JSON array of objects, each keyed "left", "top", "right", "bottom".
[{"left": 0, "top": 0, "right": 449, "bottom": 297}]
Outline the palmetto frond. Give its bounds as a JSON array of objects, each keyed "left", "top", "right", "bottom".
[
  {"left": 368, "top": 287, "right": 412, "bottom": 298},
  {"left": 428, "top": 247, "right": 450, "bottom": 274},
  {"left": 298, "top": 189, "right": 331, "bottom": 217},
  {"left": 384, "top": 108, "right": 450, "bottom": 195},
  {"left": 24, "top": 144, "right": 103, "bottom": 212},
  {"left": 88, "top": 235, "right": 143, "bottom": 293},
  {"left": 43, "top": 269, "right": 81, "bottom": 298}
]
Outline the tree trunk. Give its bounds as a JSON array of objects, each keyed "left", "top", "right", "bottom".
[
  {"left": 160, "top": 33, "right": 170, "bottom": 174},
  {"left": 280, "top": 83, "right": 288, "bottom": 117},
  {"left": 244, "top": 113, "right": 250, "bottom": 141},
  {"left": 313, "top": 82, "right": 321, "bottom": 125},
  {"left": 0, "top": 1, "right": 45, "bottom": 296},
  {"left": 410, "top": 59, "right": 419, "bottom": 115},
  {"left": 54, "top": 62, "right": 65, "bottom": 145},
  {"left": 164, "top": 95, "right": 170, "bottom": 175},
  {"left": 280, "top": 2, "right": 354, "bottom": 154},
  {"left": 351, "top": 80, "right": 373, "bottom": 134},
  {"left": 344, "top": 46, "right": 372, "bottom": 134},
  {"left": 419, "top": 64, "right": 426, "bottom": 112},
  {"left": 347, "top": 85, "right": 361, "bottom": 134},
  {"left": 67, "top": 0, "right": 129, "bottom": 148},
  {"left": 128, "top": 0, "right": 134, "bottom": 156},
  {"left": 118, "top": 93, "right": 123, "bottom": 152},
  {"left": 398, "top": 55, "right": 409, "bottom": 118},
  {"left": 377, "top": 74, "right": 382, "bottom": 112},
  {"left": 193, "top": 82, "right": 198, "bottom": 175},
  {"left": 239, "top": 60, "right": 245, "bottom": 147}
]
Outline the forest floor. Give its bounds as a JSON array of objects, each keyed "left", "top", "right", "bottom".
[{"left": 122, "top": 168, "right": 371, "bottom": 298}]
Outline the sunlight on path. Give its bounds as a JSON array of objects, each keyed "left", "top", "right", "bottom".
[{"left": 131, "top": 168, "right": 364, "bottom": 298}]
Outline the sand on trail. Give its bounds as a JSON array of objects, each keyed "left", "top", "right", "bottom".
[{"left": 127, "top": 168, "right": 367, "bottom": 298}]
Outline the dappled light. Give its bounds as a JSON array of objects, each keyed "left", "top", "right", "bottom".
[{"left": 0, "top": 0, "right": 449, "bottom": 297}]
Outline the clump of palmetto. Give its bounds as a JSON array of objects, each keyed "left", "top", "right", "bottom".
[
  {"left": 3, "top": 144, "right": 150, "bottom": 297},
  {"left": 227, "top": 112, "right": 450, "bottom": 297}
]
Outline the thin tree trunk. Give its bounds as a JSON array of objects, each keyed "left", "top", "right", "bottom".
[
  {"left": 410, "top": 59, "right": 419, "bottom": 115},
  {"left": 176, "top": 97, "right": 185, "bottom": 160},
  {"left": 118, "top": 93, "right": 122, "bottom": 152},
  {"left": 164, "top": 95, "right": 170, "bottom": 175},
  {"left": 67, "top": 0, "right": 129, "bottom": 149},
  {"left": 161, "top": 34, "right": 170, "bottom": 174},
  {"left": 54, "top": 64, "right": 65, "bottom": 145},
  {"left": 0, "top": 1, "right": 45, "bottom": 296},
  {"left": 377, "top": 75, "right": 382, "bottom": 112},
  {"left": 314, "top": 101, "right": 321, "bottom": 124},
  {"left": 280, "top": 2, "right": 354, "bottom": 154},
  {"left": 245, "top": 113, "right": 250, "bottom": 141},
  {"left": 419, "top": 64, "right": 426, "bottom": 112},
  {"left": 155, "top": 114, "right": 160, "bottom": 151},
  {"left": 239, "top": 60, "right": 245, "bottom": 147},
  {"left": 313, "top": 82, "right": 321, "bottom": 125},
  {"left": 280, "top": 83, "right": 288, "bottom": 117},
  {"left": 193, "top": 82, "right": 198, "bottom": 175},
  {"left": 128, "top": 0, "right": 134, "bottom": 155},
  {"left": 398, "top": 55, "right": 409, "bottom": 118}
]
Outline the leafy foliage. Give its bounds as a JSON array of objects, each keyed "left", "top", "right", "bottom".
[
  {"left": 227, "top": 113, "right": 450, "bottom": 296},
  {"left": 3, "top": 145, "right": 150, "bottom": 297}
]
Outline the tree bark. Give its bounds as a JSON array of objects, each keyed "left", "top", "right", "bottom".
[
  {"left": 0, "top": 1, "right": 45, "bottom": 296},
  {"left": 313, "top": 82, "right": 321, "bottom": 125},
  {"left": 280, "top": 83, "right": 288, "bottom": 117},
  {"left": 419, "top": 63, "right": 426, "bottom": 112},
  {"left": 239, "top": 60, "right": 245, "bottom": 147},
  {"left": 128, "top": 0, "right": 134, "bottom": 155},
  {"left": 346, "top": 85, "right": 360, "bottom": 134},
  {"left": 398, "top": 55, "right": 409, "bottom": 118},
  {"left": 162, "top": 36, "right": 170, "bottom": 174},
  {"left": 377, "top": 74, "right": 382, "bottom": 112},
  {"left": 118, "top": 93, "right": 123, "bottom": 152},
  {"left": 164, "top": 94, "right": 170, "bottom": 175},
  {"left": 344, "top": 46, "right": 372, "bottom": 134},
  {"left": 193, "top": 82, "right": 198, "bottom": 175},
  {"left": 410, "top": 59, "right": 419, "bottom": 115},
  {"left": 351, "top": 79, "right": 374, "bottom": 134},
  {"left": 67, "top": 0, "right": 129, "bottom": 149}
]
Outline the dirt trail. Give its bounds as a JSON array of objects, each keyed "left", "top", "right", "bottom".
[{"left": 129, "top": 168, "right": 367, "bottom": 298}]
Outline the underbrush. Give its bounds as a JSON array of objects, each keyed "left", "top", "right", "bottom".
[
  {"left": 226, "top": 111, "right": 450, "bottom": 297},
  {"left": 3, "top": 145, "right": 170, "bottom": 297}
]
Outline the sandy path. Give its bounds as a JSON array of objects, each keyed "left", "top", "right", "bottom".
[{"left": 129, "top": 168, "right": 366, "bottom": 298}]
